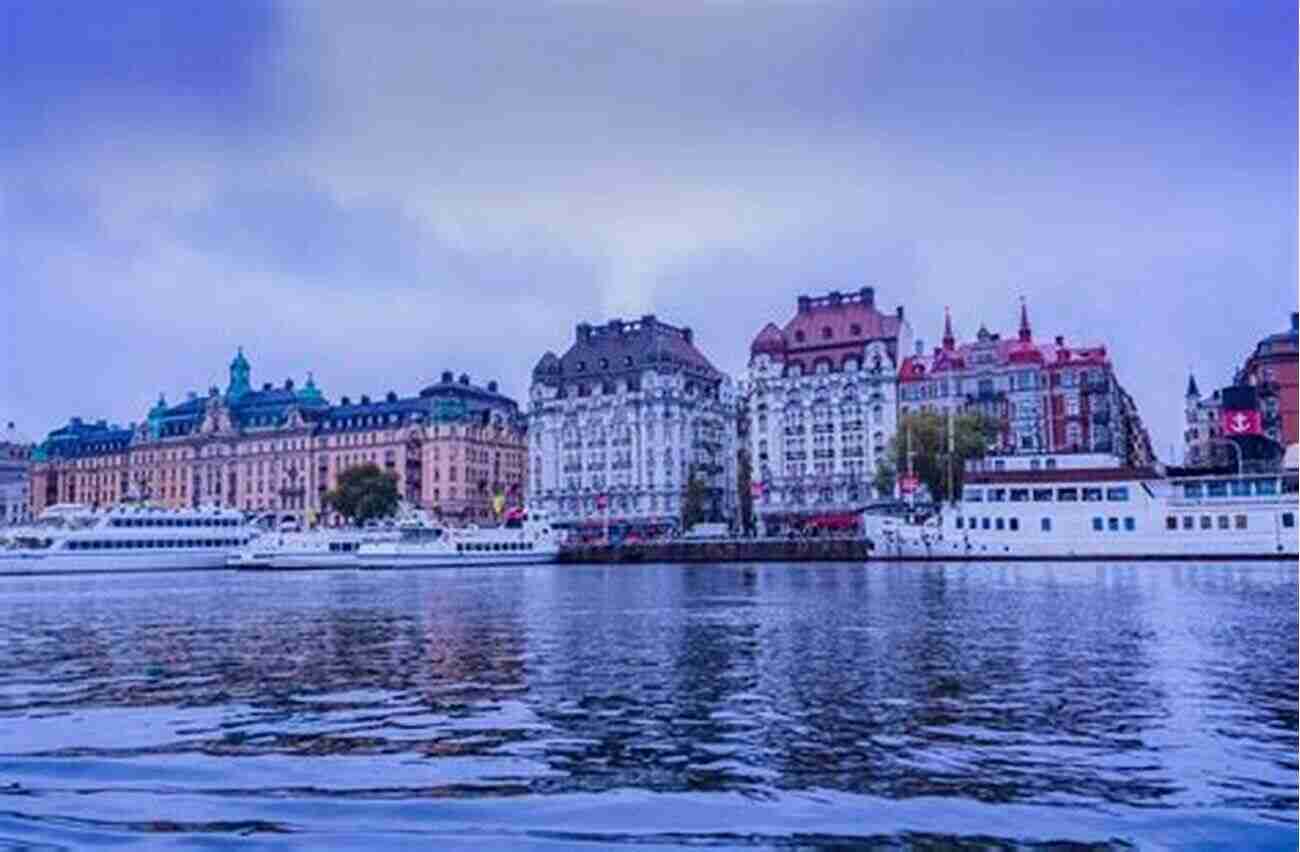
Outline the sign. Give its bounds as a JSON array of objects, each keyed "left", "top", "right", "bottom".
[
  {"left": 1221, "top": 410, "right": 1261, "bottom": 436},
  {"left": 899, "top": 475, "right": 919, "bottom": 495}
]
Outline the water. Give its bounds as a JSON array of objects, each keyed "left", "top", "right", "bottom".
[{"left": 0, "top": 562, "right": 1294, "bottom": 850}]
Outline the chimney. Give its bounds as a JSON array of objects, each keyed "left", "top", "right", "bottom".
[
  {"left": 915, "top": 340, "right": 924, "bottom": 356},
  {"left": 1055, "top": 335, "right": 1065, "bottom": 346},
  {"left": 829, "top": 290, "right": 843, "bottom": 305},
  {"left": 860, "top": 286, "right": 875, "bottom": 307},
  {"left": 459, "top": 374, "right": 470, "bottom": 385},
  {"left": 360, "top": 394, "right": 371, "bottom": 405},
  {"left": 188, "top": 391, "right": 197, "bottom": 400},
  {"left": 341, "top": 396, "right": 351, "bottom": 406},
  {"left": 1291, "top": 311, "right": 1298, "bottom": 332},
  {"left": 577, "top": 322, "right": 592, "bottom": 341},
  {"left": 683, "top": 327, "right": 694, "bottom": 344},
  {"left": 441, "top": 370, "right": 453, "bottom": 383},
  {"left": 386, "top": 391, "right": 397, "bottom": 402},
  {"left": 797, "top": 296, "right": 811, "bottom": 313},
  {"left": 896, "top": 306, "right": 905, "bottom": 321},
  {"left": 487, "top": 380, "right": 499, "bottom": 393},
  {"left": 284, "top": 378, "right": 294, "bottom": 390},
  {"left": 607, "top": 319, "right": 623, "bottom": 334},
  {"left": 262, "top": 382, "right": 273, "bottom": 391}
]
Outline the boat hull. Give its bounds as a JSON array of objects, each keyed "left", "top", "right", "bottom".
[
  {"left": 0, "top": 550, "right": 232, "bottom": 576},
  {"left": 357, "top": 550, "right": 558, "bottom": 569}
]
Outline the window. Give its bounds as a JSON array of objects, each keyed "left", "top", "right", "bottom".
[
  {"left": 995, "top": 518, "right": 1005, "bottom": 530},
  {"left": 982, "top": 518, "right": 991, "bottom": 530},
  {"left": 1010, "top": 489, "right": 1029, "bottom": 502},
  {"left": 1092, "top": 517, "right": 1103, "bottom": 531},
  {"left": 1057, "top": 488, "right": 1078, "bottom": 502},
  {"left": 794, "top": 330, "right": 806, "bottom": 343},
  {"left": 850, "top": 323, "right": 862, "bottom": 336},
  {"left": 1106, "top": 487, "right": 1129, "bottom": 501},
  {"left": 1206, "top": 481, "right": 1227, "bottom": 498},
  {"left": 1166, "top": 516, "right": 1177, "bottom": 531},
  {"left": 1107, "top": 517, "right": 1119, "bottom": 531},
  {"left": 1230, "top": 480, "right": 1251, "bottom": 497},
  {"left": 1183, "top": 482, "right": 1203, "bottom": 498},
  {"left": 1032, "top": 489, "right": 1053, "bottom": 502},
  {"left": 1216, "top": 515, "right": 1229, "bottom": 530},
  {"left": 989, "top": 489, "right": 1007, "bottom": 503},
  {"left": 964, "top": 488, "right": 984, "bottom": 502},
  {"left": 1041, "top": 518, "right": 1051, "bottom": 532},
  {"left": 1199, "top": 515, "right": 1212, "bottom": 530},
  {"left": 1255, "top": 479, "right": 1278, "bottom": 496},
  {"left": 1082, "top": 488, "right": 1103, "bottom": 502},
  {"left": 1283, "top": 512, "right": 1295, "bottom": 529},
  {"left": 1009, "top": 518, "right": 1019, "bottom": 531},
  {"left": 1182, "top": 516, "right": 1194, "bottom": 530},
  {"left": 822, "top": 326, "right": 832, "bottom": 340},
  {"left": 1234, "top": 515, "right": 1247, "bottom": 530},
  {"left": 1124, "top": 517, "right": 1135, "bottom": 531},
  {"left": 955, "top": 517, "right": 964, "bottom": 529}
]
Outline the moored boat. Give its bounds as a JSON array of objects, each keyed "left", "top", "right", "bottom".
[{"left": 357, "top": 508, "right": 561, "bottom": 568}]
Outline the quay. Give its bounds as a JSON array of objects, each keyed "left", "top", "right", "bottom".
[{"left": 559, "top": 537, "right": 870, "bottom": 564}]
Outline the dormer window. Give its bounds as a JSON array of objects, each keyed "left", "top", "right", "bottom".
[
  {"left": 794, "top": 330, "right": 806, "bottom": 343},
  {"left": 822, "top": 326, "right": 832, "bottom": 340},
  {"left": 577, "top": 361, "right": 586, "bottom": 372},
  {"left": 850, "top": 323, "right": 862, "bottom": 336},
  {"left": 600, "top": 358, "right": 609, "bottom": 369}
]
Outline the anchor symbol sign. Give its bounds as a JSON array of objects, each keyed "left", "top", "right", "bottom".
[{"left": 1221, "top": 409, "right": 1260, "bottom": 436}]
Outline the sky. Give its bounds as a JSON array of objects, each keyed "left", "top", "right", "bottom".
[{"left": 2, "top": 0, "right": 1295, "bottom": 459}]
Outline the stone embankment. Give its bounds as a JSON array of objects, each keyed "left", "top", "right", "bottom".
[{"left": 559, "top": 538, "right": 869, "bottom": 564}]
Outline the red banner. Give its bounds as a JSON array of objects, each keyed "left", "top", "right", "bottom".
[{"left": 1221, "top": 410, "right": 1261, "bottom": 436}]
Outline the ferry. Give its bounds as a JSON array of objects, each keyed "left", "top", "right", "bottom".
[
  {"left": 357, "top": 508, "right": 562, "bottom": 569},
  {"left": 0, "top": 503, "right": 253, "bottom": 575},
  {"left": 863, "top": 466, "right": 1298, "bottom": 561},
  {"left": 227, "top": 528, "right": 403, "bottom": 570}
]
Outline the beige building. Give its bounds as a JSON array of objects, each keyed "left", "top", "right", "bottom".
[{"left": 29, "top": 351, "right": 527, "bottom": 525}]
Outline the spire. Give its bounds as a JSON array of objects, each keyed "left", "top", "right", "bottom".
[
  {"left": 1186, "top": 372, "right": 1200, "bottom": 398},
  {"left": 941, "top": 306, "right": 955, "bottom": 351},
  {"left": 1017, "top": 296, "right": 1031, "bottom": 343}
]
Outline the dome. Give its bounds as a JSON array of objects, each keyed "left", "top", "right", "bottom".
[{"left": 750, "top": 323, "right": 787, "bottom": 355}]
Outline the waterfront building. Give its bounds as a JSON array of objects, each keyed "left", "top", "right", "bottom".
[
  {"left": 1235, "top": 312, "right": 1299, "bottom": 447},
  {"left": 528, "top": 315, "right": 736, "bottom": 533},
  {"left": 743, "top": 288, "right": 912, "bottom": 531},
  {"left": 0, "top": 422, "right": 33, "bottom": 525},
  {"left": 1183, "top": 375, "right": 1225, "bottom": 467},
  {"left": 28, "top": 351, "right": 527, "bottom": 525},
  {"left": 898, "top": 301, "right": 1154, "bottom": 468}
]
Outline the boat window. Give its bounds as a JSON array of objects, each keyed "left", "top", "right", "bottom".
[
  {"left": 1181, "top": 516, "right": 1193, "bottom": 530},
  {"left": 1166, "top": 516, "right": 1177, "bottom": 530},
  {"left": 1283, "top": 513, "right": 1295, "bottom": 529},
  {"left": 995, "top": 518, "right": 1005, "bottom": 530},
  {"left": 1082, "top": 488, "right": 1103, "bottom": 502},
  {"left": 981, "top": 518, "right": 990, "bottom": 530},
  {"left": 1009, "top": 518, "right": 1019, "bottom": 531},
  {"left": 1199, "top": 515, "right": 1212, "bottom": 530},
  {"left": 1230, "top": 480, "right": 1251, "bottom": 497},
  {"left": 1009, "top": 489, "right": 1029, "bottom": 502},
  {"left": 988, "top": 489, "right": 1006, "bottom": 503},
  {"left": 1183, "top": 482, "right": 1203, "bottom": 498},
  {"left": 1234, "top": 515, "right": 1247, "bottom": 530},
  {"left": 1041, "top": 518, "right": 1051, "bottom": 532},
  {"left": 456, "top": 544, "right": 463, "bottom": 552},
  {"left": 1124, "top": 517, "right": 1135, "bottom": 531},
  {"left": 1032, "top": 489, "right": 1053, "bottom": 502},
  {"left": 1107, "top": 517, "right": 1119, "bottom": 532},
  {"left": 1106, "top": 487, "right": 1129, "bottom": 501},
  {"left": 1206, "top": 481, "right": 1228, "bottom": 498},
  {"left": 955, "top": 517, "right": 964, "bottom": 529},
  {"left": 964, "top": 488, "right": 984, "bottom": 502},
  {"left": 1057, "top": 488, "right": 1078, "bottom": 502},
  {"left": 1217, "top": 515, "right": 1229, "bottom": 530},
  {"left": 1254, "top": 479, "right": 1278, "bottom": 496},
  {"left": 1092, "top": 517, "right": 1103, "bottom": 531}
]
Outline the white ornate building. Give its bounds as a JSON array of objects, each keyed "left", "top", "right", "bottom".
[
  {"left": 529, "top": 315, "right": 737, "bottom": 533},
  {"left": 743, "top": 288, "right": 912, "bottom": 531}
]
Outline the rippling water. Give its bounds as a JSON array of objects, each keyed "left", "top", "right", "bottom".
[{"left": 0, "top": 561, "right": 1294, "bottom": 850}]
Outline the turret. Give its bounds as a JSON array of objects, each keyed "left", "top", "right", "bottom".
[
  {"left": 942, "top": 306, "right": 955, "bottom": 351},
  {"left": 1017, "top": 297, "right": 1032, "bottom": 343}
]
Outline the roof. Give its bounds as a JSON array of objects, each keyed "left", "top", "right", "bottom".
[
  {"left": 900, "top": 334, "right": 1109, "bottom": 381},
  {"left": 750, "top": 288, "right": 905, "bottom": 358},
  {"left": 534, "top": 314, "right": 723, "bottom": 386}
]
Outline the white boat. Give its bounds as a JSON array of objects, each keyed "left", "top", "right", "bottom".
[
  {"left": 228, "top": 528, "right": 402, "bottom": 570},
  {"left": 357, "top": 509, "right": 561, "bottom": 568},
  {"left": 862, "top": 468, "right": 1298, "bottom": 561},
  {"left": 0, "top": 503, "right": 253, "bottom": 575}
]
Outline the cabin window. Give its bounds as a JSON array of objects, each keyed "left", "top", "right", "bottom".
[
  {"left": 1199, "top": 515, "right": 1212, "bottom": 530},
  {"left": 1183, "top": 482, "right": 1203, "bottom": 498},
  {"left": 982, "top": 518, "right": 991, "bottom": 530},
  {"left": 1009, "top": 518, "right": 1019, "bottom": 531},
  {"left": 1181, "top": 516, "right": 1193, "bottom": 530},
  {"left": 1106, "top": 487, "right": 1129, "bottom": 501},
  {"left": 1206, "top": 481, "right": 1228, "bottom": 498},
  {"left": 1092, "top": 517, "right": 1103, "bottom": 531},
  {"left": 1234, "top": 515, "right": 1247, "bottom": 530},
  {"left": 995, "top": 518, "right": 1005, "bottom": 530},
  {"left": 1032, "top": 489, "right": 1053, "bottom": 502},
  {"left": 1041, "top": 518, "right": 1051, "bottom": 532},
  {"left": 1057, "top": 488, "right": 1078, "bottom": 502},
  {"left": 988, "top": 489, "right": 1007, "bottom": 503},
  {"left": 1283, "top": 513, "right": 1295, "bottom": 529},
  {"left": 1009, "top": 489, "right": 1029, "bottom": 502},
  {"left": 955, "top": 517, "right": 964, "bottom": 529},
  {"left": 1082, "top": 488, "right": 1103, "bottom": 502},
  {"left": 1216, "top": 515, "right": 1229, "bottom": 530},
  {"left": 1107, "top": 517, "right": 1119, "bottom": 532},
  {"left": 964, "top": 488, "right": 984, "bottom": 502},
  {"left": 1230, "top": 480, "right": 1251, "bottom": 496},
  {"left": 1124, "top": 517, "right": 1135, "bottom": 531},
  {"left": 1254, "top": 479, "right": 1278, "bottom": 496},
  {"left": 1166, "top": 516, "right": 1177, "bottom": 530}
]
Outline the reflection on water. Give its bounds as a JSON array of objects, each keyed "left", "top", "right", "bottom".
[{"left": 0, "top": 562, "right": 1294, "bottom": 849}]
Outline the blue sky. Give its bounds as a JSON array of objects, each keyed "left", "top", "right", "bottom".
[{"left": 2, "top": 0, "right": 1295, "bottom": 459}]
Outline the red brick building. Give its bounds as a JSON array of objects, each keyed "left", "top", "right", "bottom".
[{"left": 1236, "top": 312, "right": 1299, "bottom": 448}]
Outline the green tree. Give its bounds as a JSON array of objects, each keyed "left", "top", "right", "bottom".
[
  {"left": 886, "top": 411, "right": 997, "bottom": 503},
  {"left": 323, "top": 463, "right": 400, "bottom": 524},
  {"left": 872, "top": 458, "right": 897, "bottom": 499},
  {"left": 736, "top": 449, "right": 755, "bottom": 534},
  {"left": 681, "top": 470, "right": 708, "bottom": 530}
]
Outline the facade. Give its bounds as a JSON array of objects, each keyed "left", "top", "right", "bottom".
[
  {"left": 1235, "top": 312, "right": 1299, "bottom": 447},
  {"left": 0, "top": 422, "right": 33, "bottom": 525},
  {"left": 1183, "top": 375, "right": 1224, "bottom": 466},
  {"left": 529, "top": 315, "right": 736, "bottom": 533},
  {"left": 743, "top": 288, "right": 912, "bottom": 530},
  {"left": 898, "top": 301, "right": 1154, "bottom": 468},
  {"left": 29, "top": 351, "right": 527, "bottom": 525}
]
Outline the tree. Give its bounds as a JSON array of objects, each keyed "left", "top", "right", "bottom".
[
  {"left": 737, "top": 449, "right": 755, "bottom": 534},
  {"left": 681, "top": 470, "right": 708, "bottom": 530},
  {"left": 886, "top": 411, "right": 998, "bottom": 504},
  {"left": 323, "top": 463, "right": 400, "bottom": 524},
  {"left": 872, "top": 458, "right": 897, "bottom": 500}
]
